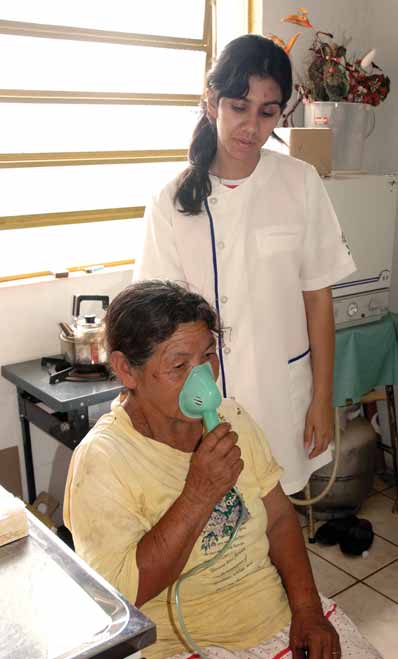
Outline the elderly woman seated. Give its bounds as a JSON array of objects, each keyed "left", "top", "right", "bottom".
[{"left": 64, "top": 281, "right": 381, "bottom": 659}]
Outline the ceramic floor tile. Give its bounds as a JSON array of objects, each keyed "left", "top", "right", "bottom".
[
  {"left": 307, "top": 551, "right": 356, "bottom": 597},
  {"left": 382, "top": 486, "right": 398, "bottom": 501},
  {"left": 372, "top": 475, "right": 392, "bottom": 492},
  {"left": 303, "top": 527, "right": 398, "bottom": 579},
  {"left": 359, "top": 493, "right": 398, "bottom": 545},
  {"left": 365, "top": 560, "right": 398, "bottom": 603},
  {"left": 334, "top": 582, "right": 398, "bottom": 659}
]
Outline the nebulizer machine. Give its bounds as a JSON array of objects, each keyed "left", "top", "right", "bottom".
[{"left": 177, "top": 362, "right": 246, "bottom": 659}]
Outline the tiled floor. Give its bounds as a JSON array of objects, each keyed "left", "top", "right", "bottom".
[{"left": 300, "top": 475, "right": 398, "bottom": 658}]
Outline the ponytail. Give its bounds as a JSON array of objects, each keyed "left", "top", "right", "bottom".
[{"left": 174, "top": 113, "right": 217, "bottom": 215}]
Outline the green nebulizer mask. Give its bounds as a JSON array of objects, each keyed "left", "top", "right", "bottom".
[{"left": 179, "top": 362, "right": 222, "bottom": 432}]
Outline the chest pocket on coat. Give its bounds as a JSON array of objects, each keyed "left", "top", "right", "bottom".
[{"left": 255, "top": 225, "right": 301, "bottom": 256}]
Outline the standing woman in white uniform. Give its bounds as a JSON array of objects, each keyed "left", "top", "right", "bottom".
[{"left": 134, "top": 35, "right": 356, "bottom": 495}]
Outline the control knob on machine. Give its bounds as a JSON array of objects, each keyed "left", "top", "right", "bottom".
[
  {"left": 368, "top": 298, "right": 380, "bottom": 312},
  {"left": 347, "top": 301, "right": 359, "bottom": 317}
]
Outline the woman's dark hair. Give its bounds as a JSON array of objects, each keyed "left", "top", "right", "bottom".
[
  {"left": 106, "top": 280, "right": 219, "bottom": 366},
  {"left": 175, "top": 34, "right": 293, "bottom": 215}
]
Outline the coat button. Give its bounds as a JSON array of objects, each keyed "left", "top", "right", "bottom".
[
  {"left": 220, "top": 295, "right": 228, "bottom": 303},
  {"left": 224, "top": 346, "right": 231, "bottom": 354},
  {"left": 209, "top": 197, "right": 217, "bottom": 205},
  {"left": 217, "top": 240, "right": 225, "bottom": 249}
]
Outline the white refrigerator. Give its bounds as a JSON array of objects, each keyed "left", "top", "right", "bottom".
[
  {"left": 324, "top": 174, "right": 398, "bottom": 470},
  {"left": 323, "top": 174, "right": 397, "bottom": 328}
]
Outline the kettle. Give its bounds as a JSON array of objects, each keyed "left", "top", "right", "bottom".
[{"left": 59, "top": 295, "right": 110, "bottom": 371}]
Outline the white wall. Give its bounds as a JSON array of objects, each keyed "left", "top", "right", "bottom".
[
  {"left": 261, "top": 0, "right": 397, "bottom": 174},
  {"left": 366, "top": 0, "right": 398, "bottom": 308},
  {"left": 366, "top": 0, "right": 398, "bottom": 174},
  {"left": 0, "top": 268, "right": 132, "bottom": 522}
]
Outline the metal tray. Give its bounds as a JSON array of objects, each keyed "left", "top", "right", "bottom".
[{"left": 0, "top": 511, "right": 156, "bottom": 659}]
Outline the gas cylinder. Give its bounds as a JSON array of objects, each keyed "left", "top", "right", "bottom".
[{"left": 310, "top": 415, "right": 377, "bottom": 519}]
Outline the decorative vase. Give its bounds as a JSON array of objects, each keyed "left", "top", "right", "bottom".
[{"left": 304, "top": 101, "right": 375, "bottom": 172}]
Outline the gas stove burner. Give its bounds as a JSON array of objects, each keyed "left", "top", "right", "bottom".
[
  {"left": 41, "top": 356, "right": 114, "bottom": 384},
  {"left": 58, "top": 368, "right": 110, "bottom": 384}
]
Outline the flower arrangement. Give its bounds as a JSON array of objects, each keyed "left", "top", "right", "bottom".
[{"left": 269, "top": 7, "right": 390, "bottom": 109}]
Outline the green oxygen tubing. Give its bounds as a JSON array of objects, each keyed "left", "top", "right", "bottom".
[
  {"left": 288, "top": 407, "right": 341, "bottom": 507},
  {"left": 177, "top": 362, "right": 246, "bottom": 659}
]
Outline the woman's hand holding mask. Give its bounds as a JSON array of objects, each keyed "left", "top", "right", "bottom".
[{"left": 182, "top": 423, "right": 244, "bottom": 508}]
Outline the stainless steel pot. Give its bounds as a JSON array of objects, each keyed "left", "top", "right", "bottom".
[{"left": 59, "top": 295, "right": 109, "bottom": 371}]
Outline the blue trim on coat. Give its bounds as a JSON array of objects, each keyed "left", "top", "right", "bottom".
[{"left": 288, "top": 347, "right": 310, "bottom": 364}]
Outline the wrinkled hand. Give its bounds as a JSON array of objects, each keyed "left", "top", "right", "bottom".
[
  {"left": 304, "top": 398, "right": 334, "bottom": 459},
  {"left": 183, "top": 422, "right": 243, "bottom": 507},
  {"left": 289, "top": 606, "right": 341, "bottom": 658}
]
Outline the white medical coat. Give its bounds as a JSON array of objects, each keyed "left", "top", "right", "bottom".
[{"left": 134, "top": 150, "right": 356, "bottom": 494}]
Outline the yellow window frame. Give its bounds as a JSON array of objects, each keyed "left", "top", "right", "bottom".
[
  {"left": 0, "top": 1, "right": 255, "bottom": 281},
  {"left": 0, "top": 1, "right": 214, "bottom": 231}
]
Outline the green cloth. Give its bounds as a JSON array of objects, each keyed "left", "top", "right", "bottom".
[{"left": 333, "top": 312, "right": 398, "bottom": 407}]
